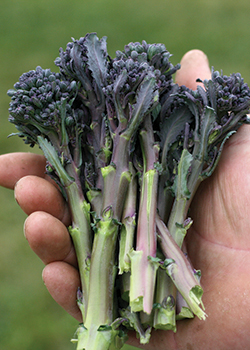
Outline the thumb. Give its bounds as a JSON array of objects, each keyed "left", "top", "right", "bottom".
[{"left": 175, "top": 49, "right": 211, "bottom": 90}]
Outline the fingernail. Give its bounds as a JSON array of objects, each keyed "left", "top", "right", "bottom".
[{"left": 175, "top": 49, "right": 211, "bottom": 90}]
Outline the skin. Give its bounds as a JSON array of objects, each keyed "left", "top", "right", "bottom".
[{"left": 1, "top": 49, "right": 250, "bottom": 349}]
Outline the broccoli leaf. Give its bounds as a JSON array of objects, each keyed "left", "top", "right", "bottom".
[
  {"left": 172, "top": 148, "right": 193, "bottom": 200},
  {"left": 85, "top": 33, "right": 108, "bottom": 87},
  {"left": 160, "top": 105, "right": 193, "bottom": 167},
  {"left": 123, "top": 74, "right": 157, "bottom": 140}
]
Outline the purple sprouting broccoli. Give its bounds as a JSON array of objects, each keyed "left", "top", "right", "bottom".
[
  {"left": 156, "top": 68, "right": 250, "bottom": 325},
  {"left": 6, "top": 33, "right": 250, "bottom": 349},
  {"left": 8, "top": 65, "right": 93, "bottom": 327}
]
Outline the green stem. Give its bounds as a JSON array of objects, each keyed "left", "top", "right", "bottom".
[
  {"left": 75, "top": 130, "right": 133, "bottom": 348},
  {"left": 156, "top": 214, "right": 206, "bottom": 320},
  {"left": 37, "top": 136, "right": 92, "bottom": 321},
  {"left": 153, "top": 268, "right": 176, "bottom": 331},
  {"left": 105, "top": 133, "right": 131, "bottom": 220},
  {"left": 66, "top": 181, "right": 91, "bottom": 320},
  {"left": 157, "top": 172, "right": 174, "bottom": 225},
  {"left": 85, "top": 217, "right": 118, "bottom": 327},
  {"left": 167, "top": 107, "right": 217, "bottom": 245},
  {"left": 118, "top": 162, "right": 137, "bottom": 274},
  {"left": 167, "top": 149, "right": 197, "bottom": 247},
  {"left": 120, "top": 308, "right": 151, "bottom": 345},
  {"left": 167, "top": 160, "right": 203, "bottom": 247},
  {"left": 76, "top": 213, "right": 121, "bottom": 350},
  {"left": 167, "top": 197, "right": 188, "bottom": 247},
  {"left": 129, "top": 116, "right": 159, "bottom": 315},
  {"left": 176, "top": 291, "right": 195, "bottom": 320}
]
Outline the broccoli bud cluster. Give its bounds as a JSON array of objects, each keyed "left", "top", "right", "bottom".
[
  {"left": 7, "top": 66, "right": 86, "bottom": 146},
  {"left": 55, "top": 37, "right": 90, "bottom": 81},
  {"left": 112, "top": 41, "right": 180, "bottom": 94}
]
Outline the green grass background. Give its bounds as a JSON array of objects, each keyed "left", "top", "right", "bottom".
[{"left": 0, "top": 0, "right": 250, "bottom": 349}]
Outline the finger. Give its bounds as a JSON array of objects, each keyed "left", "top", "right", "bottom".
[
  {"left": 175, "top": 49, "right": 211, "bottom": 90},
  {"left": 42, "top": 261, "right": 82, "bottom": 322},
  {"left": 15, "top": 175, "right": 71, "bottom": 226},
  {"left": 24, "top": 211, "right": 77, "bottom": 266},
  {"left": 0, "top": 152, "right": 46, "bottom": 189}
]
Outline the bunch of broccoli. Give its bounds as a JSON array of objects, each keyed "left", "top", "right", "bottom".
[{"left": 7, "top": 33, "right": 250, "bottom": 350}]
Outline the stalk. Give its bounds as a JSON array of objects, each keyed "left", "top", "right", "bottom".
[
  {"left": 128, "top": 167, "right": 158, "bottom": 314},
  {"left": 167, "top": 107, "right": 216, "bottom": 247},
  {"left": 156, "top": 214, "right": 206, "bottom": 320},
  {"left": 175, "top": 240, "right": 196, "bottom": 320},
  {"left": 74, "top": 128, "right": 133, "bottom": 349},
  {"left": 153, "top": 268, "right": 176, "bottom": 331},
  {"left": 157, "top": 172, "right": 174, "bottom": 225},
  {"left": 75, "top": 211, "right": 122, "bottom": 350},
  {"left": 38, "top": 136, "right": 92, "bottom": 321},
  {"left": 118, "top": 162, "right": 137, "bottom": 274},
  {"left": 168, "top": 109, "right": 242, "bottom": 249},
  {"left": 176, "top": 291, "right": 195, "bottom": 320},
  {"left": 129, "top": 114, "right": 159, "bottom": 315},
  {"left": 74, "top": 72, "right": 158, "bottom": 348},
  {"left": 120, "top": 308, "right": 152, "bottom": 345},
  {"left": 167, "top": 149, "right": 195, "bottom": 247},
  {"left": 66, "top": 183, "right": 91, "bottom": 319}
]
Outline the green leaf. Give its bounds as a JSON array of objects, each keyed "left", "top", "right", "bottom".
[
  {"left": 163, "top": 258, "right": 175, "bottom": 268},
  {"left": 176, "top": 307, "right": 194, "bottom": 320},
  {"left": 123, "top": 74, "right": 156, "bottom": 140},
  {"left": 202, "top": 130, "right": 236, "bottom": 179},
  {"left": 172, "top": 148, "right": 193, "bottom": 199},
  {"left": 197, "top": 85, "right": 208, "bottom": 106},
  {"left": 37, "top": 136, "right": 74, "bottom": 187},
  {"left": 113, "top": 69, "right": 128, "bottom": 121},
  {"left": 206, "top": 79, "right": 217, "bottom": 111},
  {"left": 120, "top": 307, "right": 152, "bottom": 345},
  {"left": 132, "top": 75, "right": 157, "bottom": 116},
  {"left": 71, "top": 42, "right": 92, "bottom": 91},
  {"left": 160, "top": 105, "right": 193, "bottom": 166},
  {"left": 85, "top": 33, "right": 108, "bottom": 87},
  {"left": 147, "top": 256, "right": 162, "bottom": 264},
  {"left": 98, "top": 325, "right": 112, "bottom": 331},
  {"left": 113, "top": 69, "right": 128, "bottom": 94},
  {"left": 198, "top": 106, "right": 216, "bottom": 161}
]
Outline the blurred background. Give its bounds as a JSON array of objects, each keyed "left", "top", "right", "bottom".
[{"left": 0, "top": 0, "right": 250, "bottom": 349}]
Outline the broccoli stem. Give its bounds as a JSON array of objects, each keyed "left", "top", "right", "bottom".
[
  {"left": 167, "top": 197, "right": 189, "bottom": 247},
  {"left": 37, "top": 136, "right": 92, "bottom": 321},
  {"left": 118, "top": 162, "right": 137, "bottom": 274},
  {"left": 167, "top": 107, "right": 235, "bottom": 249},
  {"left": 129, "top": 115, "right": 159, "bottom": 315},
  {"left": 176, "top": 291, "right": 195, "bottom": 320},
  {"left": 120, "top": 307, "right": 152, "bottom": 345},
  {"left": 76, "top": 213, "right": 120, "bottom": 350},
  {"left": 153, "top": 268, "right": 176, "bottom": 331},
  {"left": 104, "top": 133, "right": 131, "bottom": 220},
  {"left": 156, "top": 214, "right": 206, "bottom": 320},
  {"left": 86, "top": 216, "right": 117, "bottom": 324},
  {"left": 75, "top": 130, "right": 133, "bottom": 349},
  {"left": 157, "top": 173, "right": 174, "bottom": 225},
  {"left": 167, "top": 149, "right": 197, "bottom": 247},
  {"left": 66, "top": 183, "right": 91, "bottom": 320}
]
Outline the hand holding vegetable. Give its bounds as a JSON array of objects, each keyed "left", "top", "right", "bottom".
[{"left": 1, "top": 46, "right": 250, "bottom": 350}]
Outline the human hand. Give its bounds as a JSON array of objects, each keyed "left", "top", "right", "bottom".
[
  {"left": 0, "top": 153, "right": 82, "bottom": 321},
  {"left": 1, "top": 49, "right": 249, "bottom": 350}
]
